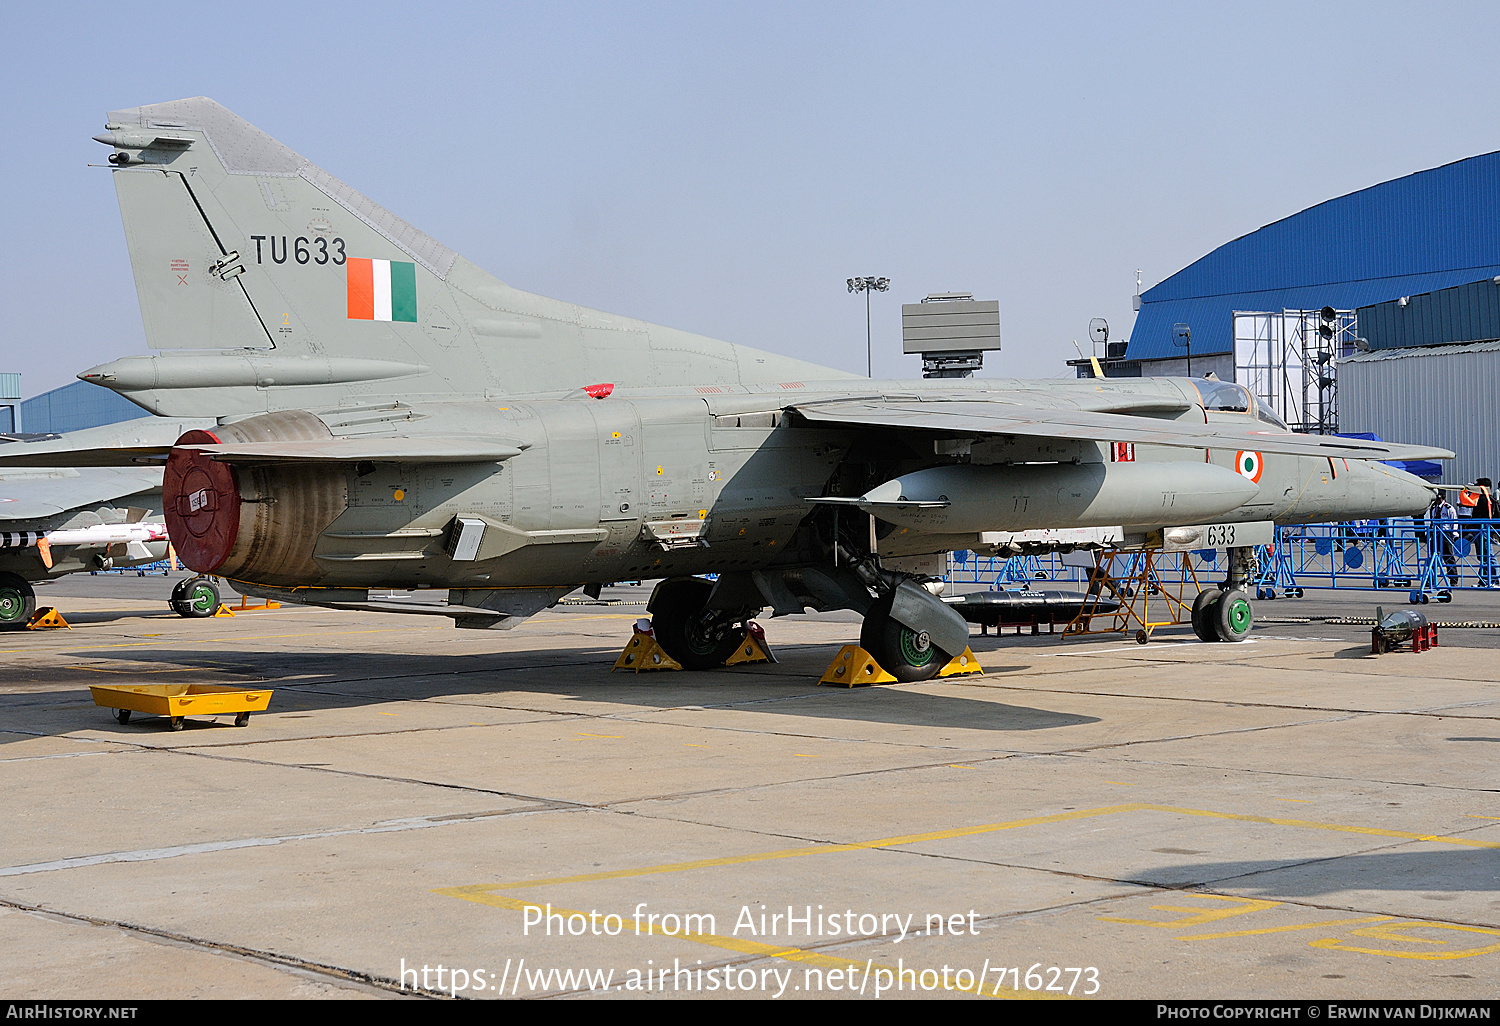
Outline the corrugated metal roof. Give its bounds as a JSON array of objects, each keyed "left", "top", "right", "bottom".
[
  {"left": 1128, "top": 149, "right": 1500, "bottom": 361},
  {"left": 1341, "top": 339, "right": 1500, "bottom": 363},
  {"left": 1340, "top": 342, "right": 1500, "bottom": 486},
  {"left": 1358, "top": 277, "right": 1500, "bottom": 349}
]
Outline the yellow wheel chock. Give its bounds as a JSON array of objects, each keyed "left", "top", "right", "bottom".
[
  {"left": 818, "top": 645, "right": 983, "bottom": 687},
  {"left": 819, "top": 645, "right": 897, "bottom": 686},
  {"left": 937, "top": 647, "right": 984, "bottom": 678},
  {"left": 26, "top": 607, "right": 72, "bottom": 630},
  {"left": 612, "top": 625, "right": 683, "bottom": 672},
  {"left": 724, "top": 621, "right": 776, "bottom": 665},
  {"left": 212, "top": 604, "right": 236, "bottom": 617}
]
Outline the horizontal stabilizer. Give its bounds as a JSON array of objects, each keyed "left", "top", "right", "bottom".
[
  {"left": 0, "top": 467, "right": 164, "bottom": 521},
  {"left": 180, "top": 437, "right": 527, "bottom": 464},
  {"left": 0, "top": 446, "right": 173, "bottom": 468},
  {"left": 790, "top": 400, "right": 1455, "bottom": 462},
  {"left": 0, "top": 436, "right": 528, "bottom": 468}
]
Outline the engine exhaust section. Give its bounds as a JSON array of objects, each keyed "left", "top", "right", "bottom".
[{"left": 163, "top": 411, "right": 348, "bottom": 585}]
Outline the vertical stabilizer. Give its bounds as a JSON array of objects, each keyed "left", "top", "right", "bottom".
[{"left": 95, "top": 99, "right": 847, "bottom": 412}]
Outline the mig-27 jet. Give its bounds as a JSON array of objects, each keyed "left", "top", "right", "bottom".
[{"left": 0, "top": 98, "right": 1448, "bottom": 678}]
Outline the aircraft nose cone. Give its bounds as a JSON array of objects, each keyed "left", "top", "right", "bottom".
[{"left": 1366, "top": 462, "right": 1436, "bottom": 519}]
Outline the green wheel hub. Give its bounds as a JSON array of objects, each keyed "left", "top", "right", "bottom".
[
  {"left": 1225, "top": 596, "right": 1252, "bottom": 634},
  {"left": 189, "top": 583, "right": 218, "bottom": 614},
  {"left": 897, "top": 627, "right": 936, "bottom": 667},
  {"left": 0, "top": 587, "right": 26, "bottom": 623}
]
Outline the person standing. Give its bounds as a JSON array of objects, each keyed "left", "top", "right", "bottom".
[
  {"left": 1435, "top": 492, "right": 1460, "bottom": 590},
  {"left": 1474, "top": 478, "right": 1495, "bottom": 586}
]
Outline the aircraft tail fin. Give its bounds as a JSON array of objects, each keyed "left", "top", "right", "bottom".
[
  {"left": 94, "top": 98, "right": 842, "bottom": 416},
  {"left": 98, "top": 98, "right": 463, "bottom": 368}
]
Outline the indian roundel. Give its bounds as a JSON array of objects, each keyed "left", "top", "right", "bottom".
[{"left": 1234, "top": 450, "right": 1263, "bottom": 484}]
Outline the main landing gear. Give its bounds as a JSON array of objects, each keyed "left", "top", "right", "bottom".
[
  {"left": 1191, "top": 547, "right": 1256, "bottom": 643},
  {"left": 648, "top": 577, "right": 749, "bottom": 670},
  {"left": 647, "top": 572, "right": 970, "bottom": 682},
  {"left": 859, "top": 590, "right": 949, "bottom": 683}
]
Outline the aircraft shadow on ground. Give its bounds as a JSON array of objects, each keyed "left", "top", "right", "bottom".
[
  {"left": 1129, "top": 849, "right": 1500, "bottom": 895},
  {"left": 1, "top": 641, "right": 1097, "bottom": 742}
]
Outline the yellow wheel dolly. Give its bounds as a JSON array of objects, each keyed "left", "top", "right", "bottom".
[{"left": 90, "top": 684, "right": 274, "bottom": 731}]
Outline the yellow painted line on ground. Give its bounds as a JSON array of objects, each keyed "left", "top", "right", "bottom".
[
  {"left": 1180, "top": 916, "right": 1393, "bottom": 941},
  {"left": 1150, "top": 804, "right": 1500, "bottom": 851},
  {"left": 794, "top": 754, "right": 819, "bottom": 758},
  {"left": 1100, "top": 894, "right": 1282, "bottom": 929},
  {"left": 576, "top": 733, "right": 623, "bottom": 739},
  {"left": 685, "top": 744, "right": 708, "bottom": 748},
  {"left": 1309, "top": 922, "right": 1500, "bottom": 961},
  {"left": 1105, "top": 781, "right": 1134, "bottom": 786},
  {"left": 66, "top": 665, "right": 201, "bottom": 674},
  {"left": 430, "top": 891, "right": 1058, "bottom": 1000},
  {"left": 443, "top": 806, "right": 1144, "bottom": 893},
  {"left": 949, "top": 765, "right": 976, "bottom": 769},
  {"left": 1275, "top": 798, "right": 1313, "bottom": 803},
  {"left": 442, "top": 802, "right": 1500, "bottom": 898},
  {"left": 0, "top": 626, "right": 441, "bottom": 656},
  {"left": 1466, "top": 815, "right": 1500, "bottom": 821}
]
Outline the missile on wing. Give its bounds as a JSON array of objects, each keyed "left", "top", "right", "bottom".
[{"left": 0, "top": 521, "right": 167, "bottom": 569}]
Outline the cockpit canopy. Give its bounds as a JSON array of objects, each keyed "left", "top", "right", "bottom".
[{"left": 1193, "top": 379, "right": 1289, "bottom": 432}]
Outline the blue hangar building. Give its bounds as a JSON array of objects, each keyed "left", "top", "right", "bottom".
[{"left": 1122, "top": 149, "right": 1500, "bottom": 378}]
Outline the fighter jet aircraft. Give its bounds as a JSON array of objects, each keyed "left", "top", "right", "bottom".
[
  {"left": 0, "top": 417, "right": 213, "bottom": 628},
  {"left": 0, "top": 98, "right": 1448, "bottom": 677}
]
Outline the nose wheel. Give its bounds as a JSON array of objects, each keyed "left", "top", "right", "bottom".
[
  {"left": 170, "top": 577, "right": 221, "bottom": 618},
  {"left": 1191, "top": 586, "right": 1254, "bottom": 642},
  {"left": 0, "top": 573, "right": 37, "bottom": 631}
]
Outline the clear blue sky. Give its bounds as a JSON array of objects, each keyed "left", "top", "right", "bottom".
[{"left": 4, "top": 1, "right": 1498, "bottom": 396}]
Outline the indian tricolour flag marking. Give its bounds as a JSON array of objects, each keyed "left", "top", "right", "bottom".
[{"left": 347, "top": 258, "right": 417, "bottom": 322}]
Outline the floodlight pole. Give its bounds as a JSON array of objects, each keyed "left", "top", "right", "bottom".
[
  {"left": 847, "top": 276, "right": 890, "bottom": 377},
  {"left": 1173, "top": 322, "right": 1193, "bottom": 378}
]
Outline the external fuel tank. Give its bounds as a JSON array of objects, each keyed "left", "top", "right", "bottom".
[{"left": 853, "top": 461, "right": 1260, "bottom": 533}]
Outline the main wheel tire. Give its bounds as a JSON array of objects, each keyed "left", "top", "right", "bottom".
[
  {"left": 860, "top": 592, "right": 949, "bottom": 683},
  {"left": 1214, "top": 588, "right": 1254, "bottom": 642},
  {"left": 650, "top": 577, "right": 742, "bottom": 670},
  {"left": 0, "top": 572, "right": 36, "bottom": 631},
  {"left": 1191, "top": 588, "right": 1221, "bottom": 643},
  {"left": 172, "top": 577, "right": 220, "bottom": 618}
]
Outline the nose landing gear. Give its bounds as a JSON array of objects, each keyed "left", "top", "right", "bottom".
[{"left": 1192, "top": 547, "right": 1257, "bottom": 643}]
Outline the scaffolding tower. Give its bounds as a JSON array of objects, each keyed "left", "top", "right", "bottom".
[{"left": 1232, "top": 307, "right": 1359, "bottom": 434}]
